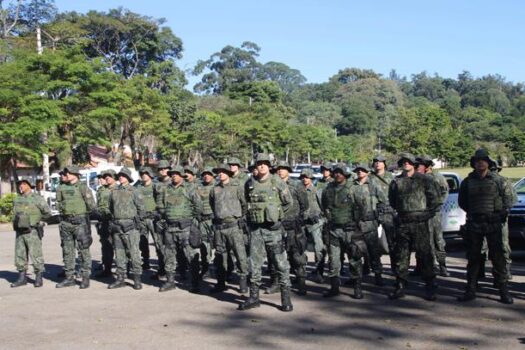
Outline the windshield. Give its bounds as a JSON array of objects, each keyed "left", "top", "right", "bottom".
[
  {"left": 443, "top": 174, "right": 460, "bottom": 194},
  {"left": 514, "top": 177, "right": 525, "bottom": 194}
]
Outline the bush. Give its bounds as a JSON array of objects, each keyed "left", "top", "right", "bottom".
[{"left": 0, "top": 193, "right": 17, "bottom": 223}]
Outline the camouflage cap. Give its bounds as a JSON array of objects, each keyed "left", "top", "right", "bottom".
[
  {"left": 212, "top": 163, "right": 234, "bottom": 177},
  {"left": 320, "top": 162, "right": 334, "bottom": 172},
  {"left": 470, "top": 148, "right": 496, "bottom": 168},
  {"left": 397, "top": 153, "right": 417, "bottom": 167},
  {"left": 16, "top": 178, "right": 34, "bottom": 188},
  {"left": 372, "top": 155, "right": 387, "bottom": 164},
  {"left": 255, "top": 153, "right": 272, "bottom": 165},
  {"left": 274, "top": 160, "right": 293, "bottom": 173},
  {"left": 299, "top": 168, "right": 315, "bottom": 179},
  {"left": 63, "top": 165, "right": 81, "bottom": 176},
  {"left": 415, "top": 155, "right": 434, "bottom": 167},
  {"left": 139, "top": 166, "right": 155, "bottom": 178},
  {"left": 157, "top": 160, "right": 171, "bottom": 170},
  {"left": 201, "top": 166, "right": 215, "bottom": 176},
  {"left": 168, "top": 165, "right": 187, "bottom": 177},
  {"left": 353, "top": 162, "right": 370, "bottom": 173},
  {"left": 101, "top": 169, "right": 117, "bottom": 179},
  {"left": 332, "top": 163, "right": 351, "bottom": 177},
  {"left": 227, "top": 157, "right": 243, "bottom": 167},
  {"left": 117, "top": 167, "right": 134, "bottom": 182},
  {"left": 183, "top": 165, "right": 197, "bottom": 175}
]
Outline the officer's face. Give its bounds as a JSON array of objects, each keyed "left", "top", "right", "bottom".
[
  {"left": 67, "top": 173, "right": 79, "bottom": 183},
  {"left": 251, "top": 168, "right": 259, "bottom": 177},
  {"left": 141, "top": 173, "right": 152, "bottom": 183},
  {"left": 229, "top": 164, "right": 239, "bottom": 174},
  {"left": 185, "top": 172, "right": 194, "bottom": 182},
  {"left": 60, "top": 174, "right": 69, "bottom": 183},
  {"left": 334, "top": 170, "right": 346, "bottom": 183},
  {"left": 475, "top": 159, "right": 489, "bottom": 172},
  {"left": 256, "top": 162, "right": 270, "bottom": 176},
  {"left": 373, "top": 161, "right": 385, "bottom": 172},
  {"left": 104, "top": 175, "right": 115, "bottom": 185},
  {"left": 277, "top": 168, "right": 289, "bottom": 179},
  {"left": 18, "top": 182, "right": 31, "bottom": 194},
  {"left": 416, "top": 164, "right": 427, "bottom": 174},
  {"left": 302, "top": 176, "right": 312, "bottom": 186},
  {"left": 98, "top": 177, "right": 107, "bottom": 186},
  {"left": 172, "top": 173, "right": 184, "bottom": 185},
  {"left": 356, "top": 169, "right": 368, "bottom": 181},
  {"left": 402, "top": 160, "right": 414, "bottom": 172},
  {"left": 218, "top": 171, "right": 229, "bottom": 182},
  {"left": 202, "top": 173, "right": 214, "bottom": 184},
  {"left": 159, "top": 168, "right": 169, "bottom": 177},
  {"left": 322, "top": 169, "right": 331, "bottom": 178},
  {"left": 118, "top": 175, "right": 129, "bottom": 185}
]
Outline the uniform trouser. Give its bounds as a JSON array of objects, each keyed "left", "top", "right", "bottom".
[
  {"left": 96, "top": 220, "right": 113, "bottom": 271},
  {"left": 199, "top": 219, "right": 214, "bottom": 271},
  {"left": 140, "top": 218, "right": 164, "bottom": 269},
  {"left": 426, "top": 214, "right": 447, "bottom": 266},
  {"left": 15, "top": 229, "right": 44, "bottom": 273},
  {"left": 113, "top": 229, "right": 142, "bottom": 276},
  {"left": 379, "top": 212, "right": 396, "bottom": 270},
  {"left": 481, "top": 222, "right": 512, "bottom": 277},
  {"left": 250, "top": 224, "right": 291, "bottom": 288},
  {"left": 464, "top": 221, "right": 508, "bottom": 288},
  {"left": 328, "top": 227, "right": 365, "bottom": 280},
  {"left": 59, "top": 221, "right": 92, "bottom": 277},
  {"left": 285, "top": 225, "right": 308, "bottom": 279},
  {"left": 153, "top": 219, "right": 167, "bottom": 272},
  {"left": 164, "top": 226, "right": 199, "bottom": 275},
  {"left": 305, "top": 220, "right": 325, "bottom": 263},
  {"left": 362, "top": 221, "right": 383, "bottom": 274},
  {"left": 214, "top": 225, "right": 248, "bottom": 278},
  {"left": 394, "top": 221, "right": 435, "bottom": 282}
]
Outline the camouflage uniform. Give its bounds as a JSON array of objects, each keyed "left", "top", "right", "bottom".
[
  {"left": 210, "top": 164, "right": 249, "bottom": 293},
  {"left": 388, "top": 154, "right": 438, "bottom": 300},
  {"left": 458, "top": 149, "right": 517, "bottom": 304},
  {"left": 322, "top": 164, "right": 364, "bottom": 298},
  {"left": 301, "top": 169, "right": 325, "bottom": 273},
  {"left": 157, "top": 166, "right": 202, "bottom": 292},
  {"left": 196, "top": 168, "right": 216, "bottom": 277},
  {"left": 351, "top": 164, "right": 387, "bottom": 286},
  {"left": 428, "top": 170, "right": 449, "bottom": 274},
  {"left": 239, "top": 154, "right": 293, "bottom": 312},
  {"left": 369, "top": 164, "right": 396, "bottom": 271},
  {"left": 95, "top": 177, "right": 116, "bottom": 276},
  {"left": 152, "top": 173, "right": 170, "bottom": 277},
  {"left": 12, "top": 185, "right": 51, "bottom": 287},
  {"left": 108, "top": 169, "right": 145, "bottom": 289},
  {"left": 56, "top": 166, "right": 96, "bottom": 288}
]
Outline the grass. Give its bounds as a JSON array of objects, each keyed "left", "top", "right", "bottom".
[{"left": 439, "top": 167, "right": 525, "bottom": 183}]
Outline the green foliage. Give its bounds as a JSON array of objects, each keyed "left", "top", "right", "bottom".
[{"left": 0, "top": 193, "right": 16, "bottom": 222}]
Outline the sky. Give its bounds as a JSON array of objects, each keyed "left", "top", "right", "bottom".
[{"left": 53, "top": 0, "right": 525, "bottom": 88}]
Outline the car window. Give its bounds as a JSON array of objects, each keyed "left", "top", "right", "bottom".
[
  {"left": 443, "top": 174, "right": 459, "bottom": 194},
  {"left": 514, "top": 178, "right": 525, "bottom": 194}
]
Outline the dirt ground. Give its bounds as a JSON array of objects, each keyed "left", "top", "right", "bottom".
[{"left": 1, "top": 223, "right": 524, "bottom": 350}]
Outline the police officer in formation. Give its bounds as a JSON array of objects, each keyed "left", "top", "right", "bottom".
[
  {"left": 11, "top": 179, "right": 51, "bottom": 288},
  {"left": 10, "top": 148, "right": 517, "bottom": 309}
]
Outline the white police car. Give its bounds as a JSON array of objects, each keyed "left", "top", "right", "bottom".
[{"left": 439, "top": 172, "right": 466, "bottom": 237}]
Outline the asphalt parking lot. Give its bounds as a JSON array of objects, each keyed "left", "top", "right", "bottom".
[{"left": 1, "top": 224, "right": 524, "bottom": 350}]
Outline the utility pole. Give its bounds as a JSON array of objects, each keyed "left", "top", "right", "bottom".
[{"left": 37, "top": 25, "right": 50, "bottom": 188}]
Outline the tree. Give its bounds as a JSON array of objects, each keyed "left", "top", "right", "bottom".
[{"left": 259, "top": 61, "right": 306, "bottom": 94}]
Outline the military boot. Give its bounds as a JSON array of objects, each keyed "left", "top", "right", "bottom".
[
  {"left": 280, "top": 287, "right": 293, "bottom": 312},
  {"left": 296, "top": 277, "right": 307, "bottom": 296},
  {"left": 388, "top": 280, "right": 406, "bottom": 300},
  {"left": 439, "top": 263, "right": 450, "bottom": 277},
  {"left": 353, "top": 279, "right": 364, "bottom": 299},
  {"left": 323, "top": 277, "right": 340, "bottom": 297},
  {"left": 108, "top": 274, "right": 126, "bottom": 289},
  {"left": 159, "top": 273, "right": 176, "bottom": 292},
  {"left": 34, "top": 272, "right": 43, "bottom": 288},
  {"left": 457, "top": 286, "right": 476, "bottom": 302},
  {"left": 133, "top": 274, "right": 142, "bottom": 290},
  {"left": 238, "top": 286, "right": 260, "bottom": 310},
  {"left": 210, "top": 269, "right": 227, "bottom": 294},
  {"left": 265, "top": 274, "right": 280, "bottom": 294},
  {"left": 11, "top": 271, "right": 27, "bottom": 288},
  {"left": 424, "top": 279, "right": 437, "bottom": 301},
  {"left": 239, "top": 276, "right": 248, "bottom": 294},
  {"left": 79, "top": 273, "right": 90, "bottom": 289},
  {"left": 499, "top": 283, "right": 513, "bottom": 305},
  {"left": 374, "top": 273, "right": 384, "bottom": 286},
  {"left": 56, "top": 275, "right": 76, "bottom": 288},
  {"left": 189, "top": 268, "right": 201, "bottom": 294}
]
